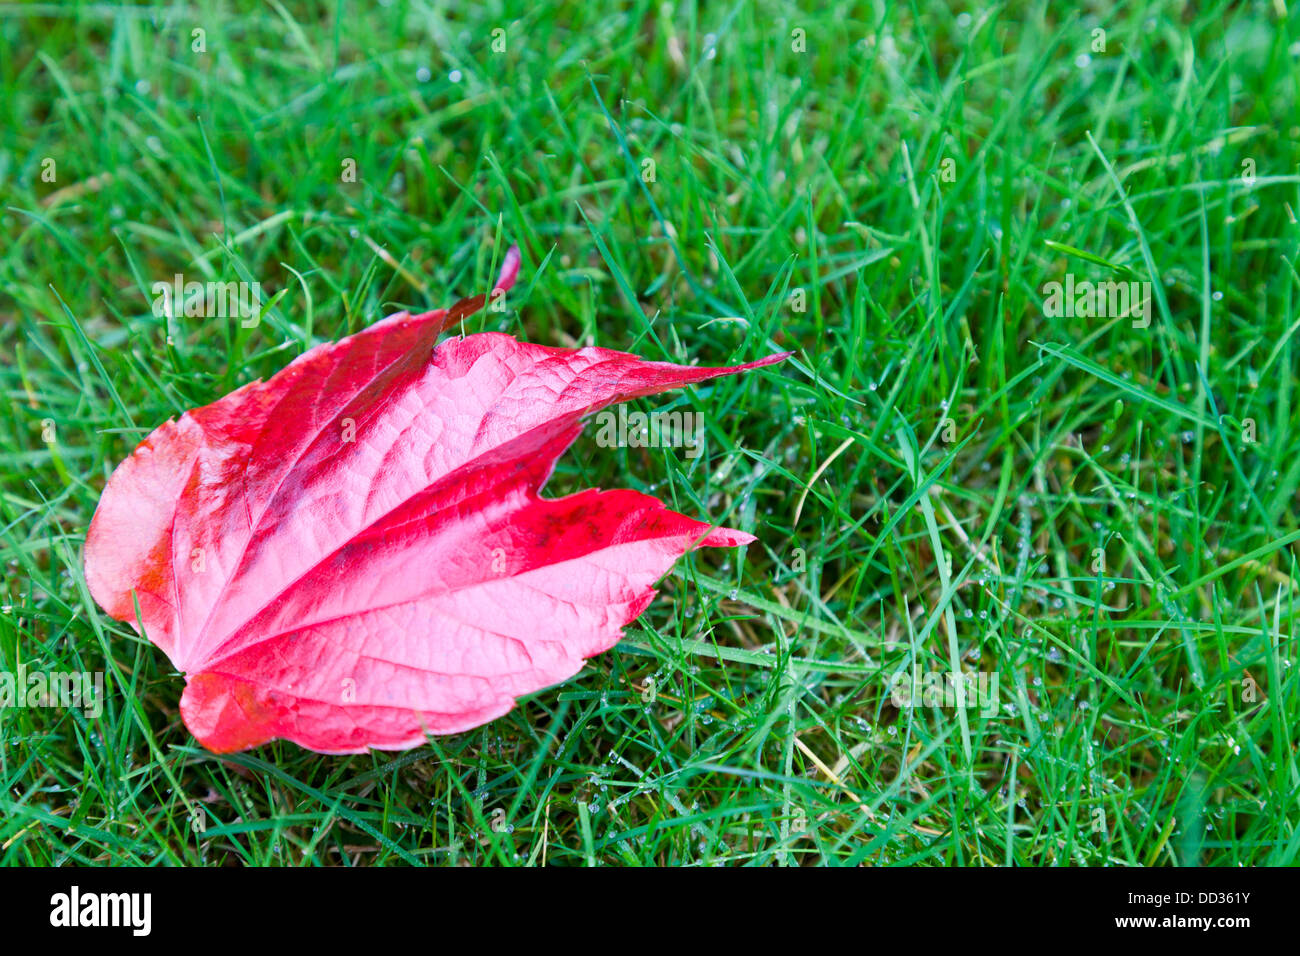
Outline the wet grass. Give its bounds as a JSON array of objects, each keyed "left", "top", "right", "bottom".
[{"left": 1, "top": 0, "right": 1299, "bottom": 865}]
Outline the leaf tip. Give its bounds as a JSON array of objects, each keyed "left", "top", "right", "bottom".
[{"left": 494, "top": 243, "right": 522, "bottom": 295}]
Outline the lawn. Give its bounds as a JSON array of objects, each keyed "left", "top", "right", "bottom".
[{"left": 1, "top": 0, "right": 1298, "bottom": 866}]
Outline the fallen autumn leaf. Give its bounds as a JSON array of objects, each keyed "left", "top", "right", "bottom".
[{"left": 84, "top": 247, "right": 789, "bottom": 753}]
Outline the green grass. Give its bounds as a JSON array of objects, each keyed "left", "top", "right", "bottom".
[{"left": 2, "top": 0, "right": 1299, "bottom": 866}]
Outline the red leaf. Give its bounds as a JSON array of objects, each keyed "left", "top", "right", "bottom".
[{"left": 85, "top": 249, "right": 789, "bottom": 753}]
